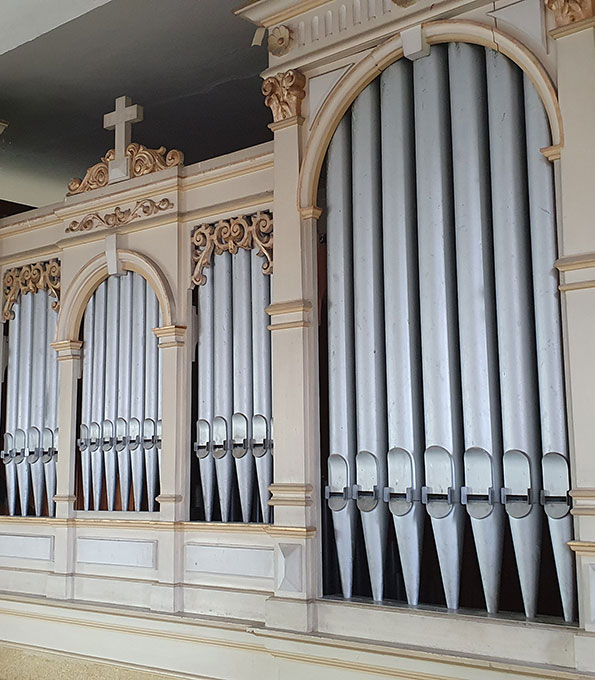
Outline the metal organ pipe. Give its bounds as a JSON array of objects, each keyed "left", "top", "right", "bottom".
[
  {"left": 117, "top": 274, "right": 133, "bottom": 510},
  {"left": 380, "top": 58, "right": 425, "bottom": 607},
  {"left": 487, "top": 49, "right": 543, "bottom": 619},
  {"left": 104, "top": 276, "right": 120, "bottom": 511},
  {"left": 414, "top": 45, "right": 465, "bottom": 610},
  {"left": 232, "top": 249, "right": 255, "bottom": 522},
  {"left": 29, "top": 290, "right": 48, "bottom": 516},
  {"left": 523, "top": 76, "right": 575, "bottom": 623},
  {"left": 44, "top": 294, "right": 59, "bottom": 517},
  {"left": 197, "top": 273, "right": 216, "bottom": 521},
  {"left": 213, "top": 252, "right": 234, "bottom": 522},
  {"left": 16, "top": 292, "right": 34, "bottom": 515},
  {"left": 130, "top": 274, "right": 147, "bottom": 510},
  {"left": 326, "top": 113, "right": 357, "bottom": 598},
  {"left": 251, "top": 248, "right": 272, "bottom": 522},
  {"left": 91, "top": 281, "right": 107, "bottom": 510},
  {"left": 351, "top": 79, "right": 388, "bottom": 602},
  {"left": 80, "top": 295, "right": 95, "bottom": 510},
  {"left": 4, "top": 301, "right": 20, "bottom": 515},
  {"left": 448, "top": 42, "right": 504, "bottom": 613},
  {"left": 144, "top": 287, "right": 160, "bottom": 511}
]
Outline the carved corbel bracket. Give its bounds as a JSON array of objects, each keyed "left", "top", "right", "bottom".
[
  {"left": 2, "top": 260, "right": 61, "bottom": 321},
  {"left": 262, "top": 70, "right": 306, "bottom": 123},
  {"left": 67, "top": 143, "right": 184, "bottom": 196},
  {"left": 191, "top": 211, "right": 273, "bottom": 286},
  {"left": 545, "top": 0, "right": 594, "bottom": 26}
]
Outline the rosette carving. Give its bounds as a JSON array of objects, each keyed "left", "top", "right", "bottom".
[
  {"left": 262, "top": 70, "right": 306, "bottom": 123},
  {"left": 66, "top": 198, "right": 174, "bottom": 232},
  {"left": 67, "top": 143, "right": 184, "bottom": 196},
  {"left": 191, "top": 212, "right": 273, "bottom": 286},
  {"left": 3, "top": 260, "right": 61, "bottom": 321},
  {"left": 545, "top": 0, "right": 593, "bottom": 25},
  {"left": 268, "top": 25, "right": 293, "bottom": 56}
]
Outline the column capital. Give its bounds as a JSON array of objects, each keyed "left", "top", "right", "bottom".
[
  {"left": 262, "top": 69, "right": 307, "bottom": 125},
  {"left": 51, "top": 340, "right": 83, "bottom": 360},
  {"left": 153, "top": 325, "right": 187, "bottom": 348}
]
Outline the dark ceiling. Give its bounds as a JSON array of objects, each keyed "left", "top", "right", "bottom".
[{"left": 0, "top": 0, "right": 271, "bottom": 207}]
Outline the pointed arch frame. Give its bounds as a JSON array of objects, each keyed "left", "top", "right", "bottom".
[
  {"left": 298, "top": 19, "right": 564, "bottom": 215},
  {"left": 55, "top": 249, "right": 175, "bottom": 343}
]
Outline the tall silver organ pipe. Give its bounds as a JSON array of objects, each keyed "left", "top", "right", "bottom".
[
  {"left": 322, "top": 44, "right": 574, "bottom": 620},
  {"left": 380, "top": 58, "right": 425, "bottom": 607},
  {"left": 251, "top": 248, "right": 272, "bottom": 522},
  {"left": 449, "top": 42, "right": 504, "bottom": 614},
  {"left": 326, "top": 114, "right": 357, "bottom": 598},
  {"left": 414, "top": 45, "right": 464, "bottom": 610},
  {"left": 2, "top": 290, "right": 59, "bottom": 517},
  {"left": 213, "top": 252, "right": 234, "bottom": 522},
  {"left": 196, "top": 272, "right": 216, "bottom": 521},
  {"left": 193, "top": 218, "right": 274, "bottom": 524},
  {"left": 78, "top": 271, "right": 162, "bottom": 511},
  {"left": 351, "top": 79, "right": 388, "bottom": 602},
  {"left": 523, "top": 76, "right": 575, "bottom": 623},
  {"left": 232, "top": 250, "right": 255, "bottom": 522},
  {"left": 487, "top": 50, "right": 542, "bottom": 619}
]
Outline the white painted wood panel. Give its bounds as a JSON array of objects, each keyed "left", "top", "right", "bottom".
[
  {"left": 0, "top": 534, "right": 53, "bottom": 561},
  {"left": 185, "top": 544, "right": 273, "bottom": 578},
  {"left": 76, "top": 537, "right": 156, "bottom": 568}
]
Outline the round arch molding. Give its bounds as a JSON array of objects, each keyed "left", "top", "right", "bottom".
[
  {"left": 55, "top": 249, "right": 175, "bottom": 343},
  {"left": 298, "top": 19, "right": 563, "bottom": 215}
]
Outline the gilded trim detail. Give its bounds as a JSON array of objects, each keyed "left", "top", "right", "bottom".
[
  {"left": 191, "top": 211, "right": 273, "bottom": 286},
  {"left": 67, "top": 143, "right": 184, "bottom": 196},
  {"left": 2, "top": 260, "right": 60, "bottom": 321},
  {"left": 545, "top": 0, "right": 594, "bottom": 27},
  {"left": 262, "top": 70, "right": 306, "bottom": 123},
  {"left": 66, "top": 198, "right": 174, "bottom": 233}
]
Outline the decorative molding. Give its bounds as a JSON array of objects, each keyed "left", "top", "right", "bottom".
[
  {"left": 262, "top": 70, "right": 306, "bottom": 123},
  {"left": 265, "top": 525, "right": 316, "bottom": 538},
  {"left": 66, "top": 198, "right": 174, "bottom": 233},
  {"left": 559, "top": 280, "right": 595, "bottom": 292},
  {"left": 67, "top": 143, "right": 184, "bottom": 196},
  {"left": 191, "top": 211, "right": 273, "bottom": 286},
  {"left": 550, "top": 15, "right": 595, "bottom": 36},
  {"left": 266, "top": 299, "right": 311, "bottom": 316},
  {"left": 555, "top": 252, "right": 595, "bottom": 271},
  {"left": 268, "top": 320, "right": 312, "bottom": 332},
  {"left": 268, "top": 483, "right": 314, "bottom": 507},
  {"left": 568, "top": 540, "right": 595, "bottom": 554},
  {"left": 541, "top": 144, "right": 561, "bottom": 161},
  {"left": 545, "top": 0, "right": 594, "bottom": 28},
  {"left": 392, "top": 0, "right": 417, "bottom": 7},
  {"left": 269, "top": 25, "right": 293, "bottom": 56},
  {"left": 2, "top": 260, "right": 60, "bottom": 321},
  {"left": 155, "top": 495, "right": 183, "bottom": 503},
  {"left": 268, "top": 115, "right": 304, "bottom": 132}
]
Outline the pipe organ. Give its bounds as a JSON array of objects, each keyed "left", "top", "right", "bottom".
[
  {"left": 192, "top": 213, "right": 273, "bottom": 523},
  {"left": 0, "top": 263, "right": 60, "bottom": 517},
  {"left": 77, "top": 271, "right": 162, "bottom": 511},
  {"left": 323, "top": 44, "right": 575, "bottom": 621}
]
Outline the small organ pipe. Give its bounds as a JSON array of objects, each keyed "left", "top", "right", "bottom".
[
  {"left": 5, "top": 301, "right": 20, "bottom": 515},
  {"left": 130, "top": 274, "right": 147, "bottom": 510},
  {"left": 144, "top": 287, "right": 160, "bottom": 510},
  {"left": 44, "top": 295, "right": 58, "bottom": 517},
  {"left": 213, "top": 252, "right": 234, "bottom": 522},
  {"left": 326, "top": 113, "right": 357, "bottom": 598},
  {"left": 17, "top": 292, "right": 34, "bottom": 515},
  {"left": 197, "top": 274, "right": 216, "bottom": 520},
  {"left": 80, "top": 295, "right": 95, "bottom": 510},
  {"left": 251, "top": 249, "right": 272, "bottom": 522},
  {"left": 117, "top": 273, "right": 133, "bottom": 510},
  {"left": 104, "top": 275, "right": 120, "bottom": 511},
  {"left": 91, "top": 281, "right": 107, "bottom": 510}
]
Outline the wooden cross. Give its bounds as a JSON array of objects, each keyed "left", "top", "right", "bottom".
[{"left": 103, "top": 96, "right": 144, "bottom": 182}]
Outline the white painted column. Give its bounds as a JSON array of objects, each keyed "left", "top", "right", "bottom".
[
  {"left": 265, "top": 88, "right": 320, "bottom": 632},
  {"left": 552, "top": 19, "right": 595, "bottom": 641},
  {"left": 46, "top": 340, "right": 82, "bottom": 600}
]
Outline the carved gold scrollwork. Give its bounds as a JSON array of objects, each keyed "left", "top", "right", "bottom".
[
  {"left": 67, "top": 143, "right": 184, "bottom": 196},
  {"left": 2, "top": 260, "right": 61, "bottom": 320},
  {"left": 262, "top": 70, "right": 306, "bottom": 122},
  {"left": 66, "top": 198, "right": 174, "bottom": 233},
  {"left": 545, "top": 0, "right": 593, "bottom": 25},
  {"left": 191, "top": 212, "right": 273, "bottom": 286}
]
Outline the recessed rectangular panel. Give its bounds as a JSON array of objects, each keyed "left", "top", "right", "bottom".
[
  {"left": 0, "top": 534, "right": 53, "bottom": 561},
  {"left": 76, "top": 537, "right": 156, "bottom": 568},
  {"left": 185, "top": 543, "right": 273, "bottom": 579}
]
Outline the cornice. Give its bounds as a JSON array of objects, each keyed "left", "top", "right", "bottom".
[{"left": 235, "top": 0, "right": 333, "bottom": 28}]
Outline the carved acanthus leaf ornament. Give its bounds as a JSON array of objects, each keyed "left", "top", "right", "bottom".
[
  {"left": 191, "top": 212, "right": 273, "bottom": 286},
  {"left": 66, "top": 198, "right": 174, "bottom": 233},
  {"left": 3, "top": 260, "right": 61, "bottom": 321},
  {"left": 262, "top": 70, "right": 306, "bottom": 122},
  {"left": 67, "top": 143, "right": 184, "bottom": 196},
  {"left": 545, "top": 0, "right": 594, "bottom": 25}
]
